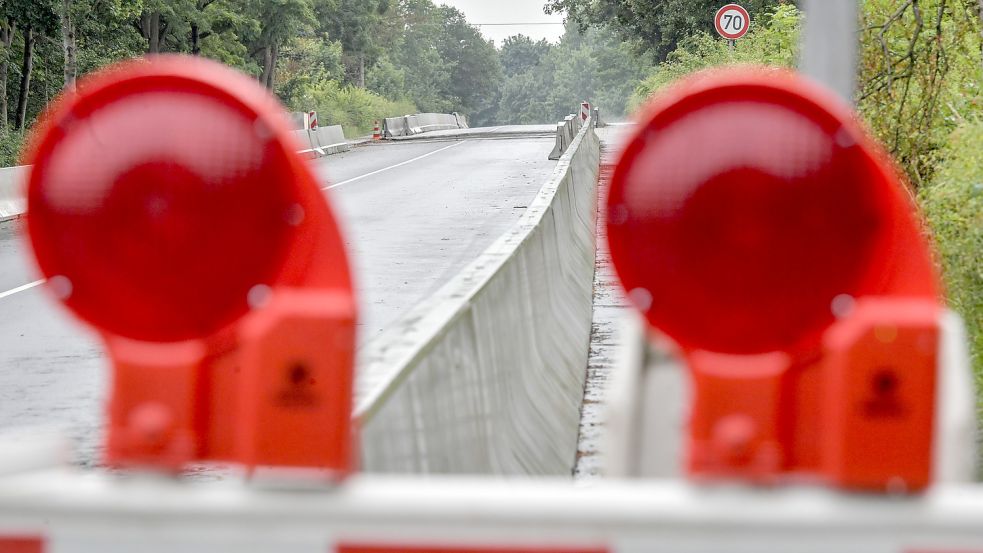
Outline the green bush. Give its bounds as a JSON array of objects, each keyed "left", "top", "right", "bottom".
[
  {"left": 286, "top": 79, "right": 417, "bottom": 138},
  {"left": 0, "top": 129, "right": 27, "bottom": 167},
  {"left": 919, "top": 120, "right": 983, "bottom": 398}
]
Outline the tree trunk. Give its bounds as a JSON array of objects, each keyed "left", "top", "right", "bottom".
[
  {"left": 0, "top": 22, "right": 14, "bottom": 129},
  {"left": 358, "top": 54, "right": 365, "bottom": 88},
  {"left": 142, "top": 11, "right": 161, "bottom": 53},
  {"left": 267, "top": 42, "right": 279, "bottom": 89},
  {"left": 16, "top": 27, "right": 34, "bottom": 130},
  {"left": 191, "top": 23, "right": 200, "bottom": 55},
  {"left": 62, "top": 0, "right": 77, "bottom": 92},
  {"left": 260, "top": 45, "right": 273, "bottom": 89}
]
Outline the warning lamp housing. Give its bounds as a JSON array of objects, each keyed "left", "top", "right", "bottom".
[
  {"left": 23, "top": 56, "right": 357, "bottom": 476},
  {"left": 606, "top": 67, "right": 953, "bottom": 492}
]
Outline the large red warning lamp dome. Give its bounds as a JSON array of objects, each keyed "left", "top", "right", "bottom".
[
  {"left": 608, "top": 68, "right": 942, "bottom": 491},
  {"left": 24, "top": 56, "right": 357, "bottom": 475}
]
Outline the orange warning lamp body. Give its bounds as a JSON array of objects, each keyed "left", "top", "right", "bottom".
[
  {"left": 607, "top": 68, "right": 942, "bottom": 492},
  {"left": 23, "top": 56, "right": 356, "bottom": 475}
]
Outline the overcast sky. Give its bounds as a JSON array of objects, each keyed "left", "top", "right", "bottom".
[{"left": 436, "top": 0, "right": 566, "bottom": 47}]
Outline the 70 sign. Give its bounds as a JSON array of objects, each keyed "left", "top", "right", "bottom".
[{"left": 715, "top": 3, "right": 751, "bottom": 40}]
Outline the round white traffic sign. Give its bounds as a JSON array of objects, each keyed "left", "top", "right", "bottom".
[{"left": 715, "top": 4, "right": 751, "bottom": 40}]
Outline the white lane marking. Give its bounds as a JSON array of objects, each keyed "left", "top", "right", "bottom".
[
  {"left": 0, "top": 279, "right": 44, "bottom": 301},
  {"left": 322, "top": 141, "right": 466, "bottom": 190}
]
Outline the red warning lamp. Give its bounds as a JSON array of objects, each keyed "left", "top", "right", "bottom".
[
  {"left": 23, "top": 56, "right": 357, "bottom": 476},
  {"left": 607, "top": 68, "right": 942, "bottom": 491}
]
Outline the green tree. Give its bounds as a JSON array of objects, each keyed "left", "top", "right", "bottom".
[
  {"left": 433, "top": 5, "right": 501, "bottom": 123},
  {"left": 134, "top": 0, "right": 195, "bottom": 54},
  {"left": 500, "top": 34, "right": 551, "bottom": 77},
  {"left": 313, "top": 0, "right": 390, "bottom": 87},
  {"left": 496, "top": 24, "right": 648, "bottom": 124},
  {"left": 2, "top": 0, "right": 60, "bottom": 128},
  {"left": 246, "top": 0, "right": 316, "bottom": 89}
]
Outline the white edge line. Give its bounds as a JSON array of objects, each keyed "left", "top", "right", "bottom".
[
  {"left": 322, "top": 140, "right": 465, "bottom": 190},
  {"left": 0, "top": 279, "right": 44, "bottom": 301}
]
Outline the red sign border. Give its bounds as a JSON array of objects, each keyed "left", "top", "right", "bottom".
[{"left": 714, "top": 3, "right": 751, "bottom": 40}]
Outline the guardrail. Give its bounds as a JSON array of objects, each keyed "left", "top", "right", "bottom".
[
  {"left": 383, "top": 112, "right": 468, "bottom": 138},
  {"left": 354, "top": 117, "right": 600, "bottom": 474}
]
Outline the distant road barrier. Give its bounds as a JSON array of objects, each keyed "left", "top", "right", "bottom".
[
  {"left": 383, "top": 112, "right": 468, "bottom": 138},
  {"left": 291, "top": 125, "right": 351, "bottom": 159},
  {"left": 355, "top": 115, "right": 601, "bottom": 474},
  {"left": 286, "top": 111, "right": 353, "bottom": 159},
  {"left": 549, "top": 113, "right": 583, "bottom": 160},
  {"left": 0, "top": 166, "right": 28, "bottom": 221}
]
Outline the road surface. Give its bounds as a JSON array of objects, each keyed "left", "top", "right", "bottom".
[{"left": 0, "top": 127, "right": 557, "bottom": 467}]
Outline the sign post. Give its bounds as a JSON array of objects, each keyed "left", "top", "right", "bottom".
[{"left": 714, "top": 3, "right": 751, "bottom": 45}]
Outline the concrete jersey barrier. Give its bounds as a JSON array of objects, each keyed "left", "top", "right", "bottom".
[
  {"left": 0, "top": 166, "right": 28, "bottom": 221},
  {"left": 383, "top": 112, "right": 467, "bottom": 138},
  {"left": 548, "top": 114, "right": 582, "bottom": 160},
  {"left": 355, "top": 117, "right": 601, "bottom": 474},
  {"left": 293, "top": 125, "right": 352, "bottom": 159}
]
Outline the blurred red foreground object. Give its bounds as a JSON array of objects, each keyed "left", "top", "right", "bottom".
[
  {"left": 607, "top": 68, "right": 941, "bottom": 492},
  {"left": 23, "top": 55, "right": 356, "bottom": 476}
]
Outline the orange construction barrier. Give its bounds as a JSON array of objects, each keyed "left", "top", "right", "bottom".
[
  {"left": 23, "top": 55, "right": 357, "bottom": 477},
  {"left": 607, "top": 68, "right": 941, "bottom": 492}
]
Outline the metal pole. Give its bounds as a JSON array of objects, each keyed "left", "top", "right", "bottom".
[{"left": 799, "top": 0, "right": 859, "bottom": 105}]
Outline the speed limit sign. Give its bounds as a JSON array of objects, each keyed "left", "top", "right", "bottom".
[{"left": 715, "top": 3, "right": 751, "bottom": 40}]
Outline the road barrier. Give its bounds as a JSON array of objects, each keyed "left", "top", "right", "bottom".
[
  {"left": 383, "top": 112, "right": 468, "bottom": 138},
  {"left": 287, "top": 111, "right": 353, "bottom": 159},
  {"left": 601, "top": 68, "right": 975, "bottom": 490},
  {"left": 0, "top": 166, "right": 28, "bottom": 221},
  {"left": 293, "top": 125, "right": 352, "bottom": 159},
  {"left": 548, "top": 113, "right": 582, "bottom": 160},
  {"left": 355, "top": 115, "right": 600, "bottom": 474},
  {"left": 5, "top": 469, "right": 983, "bottom": 552},
  {"left": 21, "top": 55, "right": 359, "bottom": 474}
]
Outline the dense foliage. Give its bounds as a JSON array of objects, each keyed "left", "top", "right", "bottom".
[
  {"left": 858, "top": 0, "right": 982, "bottom": 187},
  {"left": 920, "top": 122, "right": 983, "bottom": 400},
  {"left": 631, "top": 4, "right": 801, "bottom": 107},
  {"left": 544, "top": 0, "right": 791, "bottom": 60},
  {"left": 495, "top": 25, "right": 649, "bottom": 124},
  {"left": 0, "top": 0, "right": 509, "bottom": 161}
]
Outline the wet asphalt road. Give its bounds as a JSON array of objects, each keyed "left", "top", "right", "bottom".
[{"left": 0, "top": 127, "right": 557, "bottom": 466}]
